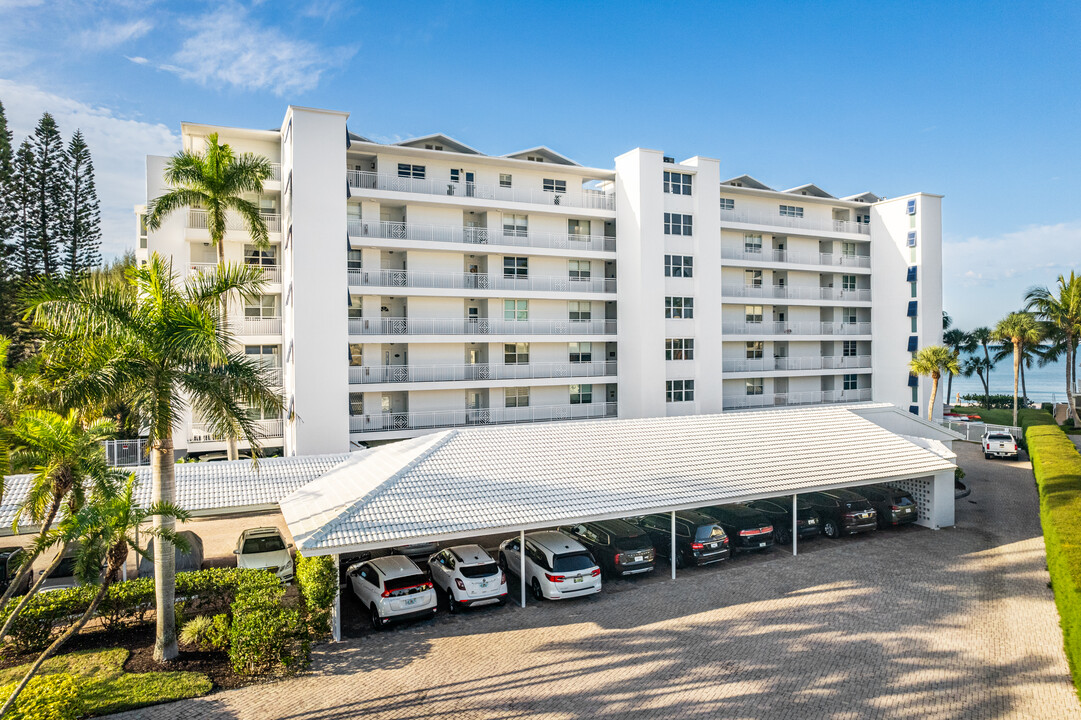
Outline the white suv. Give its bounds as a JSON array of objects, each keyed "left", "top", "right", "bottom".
[
  {"left": 427, "top": 545, "right": 507, "bottom": 612},
  {"left": 347, "top": 555, "right": 437, "bottom": 629},
  {"left": 234, "top": 527, "right": 294, "bottom": 582},
  {"left": 498, "top": 531, "right": 601, "bottom": 601}
]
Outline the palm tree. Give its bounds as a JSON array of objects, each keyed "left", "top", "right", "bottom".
[
  {"left": 0, "top": 476, "right": 188, "bottom": 716},
  {"left": 943, "top": 310, "right": 953, "bottom": 330},
  {"left": 993, "top": 312, "right": 1045, "bottom": 426},
  {"left": 908, "top": 345, "right": 961, "bottom": 421},
  {"left": 25, "top": 254, "right": 283, "bottom": 662},
  {"left": 969, "top": 326, "right": 995, "bottom": 407},
  {"left": 942, "top": 328, "right": 974, "bottom": 407},
  {"left": 1026, "top": 272, "right": 1081, "bottom": 422},
  {"left": 962, "top": 356, "right": 993, "bottom": 403},
  {"left": 992, "top": 341, "right": 1041, "bottom": 408}
]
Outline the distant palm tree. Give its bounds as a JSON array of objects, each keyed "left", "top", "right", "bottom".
[
  {"left": 962, "top": 356, "right": 993, "bottom": 403},
  {"left": 969, "top": 326, "right": 995, "bottom": 407},
  {"left": 943, "top": 310, "right": 953, "bottom": 330},
  {"left": 943, "top": 328, "right": 974, "bottom": 407},
  {"left": 993, "top": 312, "right": 1045, "bottom": 426},
  {"left": 909, "top": 345, "right": 961, "bottom": 421},
  {"left": 1026, "top": 272, "right": 1081, "bottom": 422}
]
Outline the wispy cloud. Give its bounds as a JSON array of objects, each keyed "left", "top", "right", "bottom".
[
  {"left": 0, "top": 0, "right": 44, "bottom": 8},
  {"left": 126, "top": 55, "right": 150, "bottom": 65},
  {"left": 80, "top": 18, "right": 153, "bottom": 49}
]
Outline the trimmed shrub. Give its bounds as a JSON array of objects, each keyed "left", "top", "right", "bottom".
[
  {"left": 961, "top": 393, "right": 1036, "bottom": 409},
  {"left": 228, "top": 574, "right": 310, "bottom": 675},
  {"left": 296, "top": 553, "right": 337, "bottom": 638},
  {"left": 0, "top": 673, "right": 87, "bottom": 720},
  {"left": 179, "top": 613, "right": 230, "bottom": 652}
]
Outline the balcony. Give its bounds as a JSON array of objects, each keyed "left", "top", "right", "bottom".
[
  {"left": 722, "top": 388, "right": 872, "bottom": 410},
  {"left": 230, "top": 315, "right": 282, "bottom": 336},
  {"left": 347, "top": 219, "right": 616, "bottom": 253},
  {"left": 349, "top": 402, "right": 618, "bottom": 434},
  {"left": 349, "top": 317, "right": 617, "bottom": 336},
  {"left": 347, "top": 171, "right": 615, "bottom": 211},
  {"left": 720, "top": 208, "right": 870, "bottom": 236},
  {"left": 190, "top": 262, "right": 282, "bottom": 284},
  {"left": 347, "top": 268, "right": 616, "bottom": 294},
  {"left": 268, "top": 163, "right": 281, "bottom": 181},
  {"left": 721, "top": 355, "right": 872, "bottom": 373},
  {"left": 349, "top": 361, "right": 617, "bottom": 385},
  {"left": 722, "top": 321, "right": 872, "bottom": 336},
  {"left": 721, "top": 247, "right": 871, "bottom": 269},
  {"left": 189, "top": 418, "right": 284, "bottom": 443},
  {"left": 187, "top": 209, "right": 282, "bottom": 234},
  {"left": 721, "top": 285, "right": 871, "bottom": 302}
]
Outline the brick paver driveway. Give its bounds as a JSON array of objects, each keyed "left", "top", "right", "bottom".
[{"left": 109, "top": 442, "right": 1080, "bottom": 719}]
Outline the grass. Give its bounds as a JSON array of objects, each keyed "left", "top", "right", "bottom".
[
  {"left": 0, "top": 648, "right": 212, "bottom": 716},
  {"left": 949, "top": 405, "right": 1054, "bottom": 426}
]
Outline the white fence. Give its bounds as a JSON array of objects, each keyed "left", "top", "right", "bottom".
[
  {"left": 721, "top": 285, "right": 871, "bottom": 302},
  {"left": 347, "top": 268, "right": 616, "bottom": 294},
  {"left": 189, "top": 418, "right": 284, "bottom": 443},
  {"left": 347, "top": 171, "right": 615, "bottom": 210},
  {"left": 349, "top": 317, "right": 617, "bottom": 336},
  {"left": 721, "top": 246, "right": 871, "bottom": 268},
  {"left": 722, "top": 355, "right": 872, "bottom": 373},
  {"left": 942, "top": 421, "right": 1023, "bottom": 443},
  {"left": 349, "top": 402, "right": 618, "bottom": 433},
  {"left": 721, "top": 321, "right": 872, "bottom": 336},
  {"left": 723, "top": 388, "right": 872, "bottom": 410},
  {"left": 349, "top": 361, "right": 617, "bottom": 385},
  {"left": 720, "top": 208, "right": 871, "bottom": 236},
  {"left": 188, "top": 209, "right": 282, "bottom": 234},
  {"left": 347, "top": 219, "right": 616, "bottom": 253},
  {"left": 101, "top": 438, "right": 149, "bottom": 467}
]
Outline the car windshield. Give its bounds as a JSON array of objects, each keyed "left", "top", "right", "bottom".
[
  {"left": 384, "top": 573, "right": 428, "bottom": 594},
  {"left": 613, "top": 534, "right": 650, "bottom": 551},
  {"left": 695, "top": 525, "right": 726, "bottom": 541},
  {"left": 552, "top": 552, "right": 595, "bottom": 572},
  {"left": 987, "top": 434, "right": 1013, "bottom": 441},
  {"left": 242, "top": 536, "right": 286, "bottom": 554},
  {"left": 459, "top": 562, "right": 499, "bottom": 579},
  {"left": 48, "top": 557, "right": 78, "bottom": 579}
]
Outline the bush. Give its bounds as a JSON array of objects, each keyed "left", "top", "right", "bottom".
[
  {"left": 296, "top": 553, "right": 337, "bottom": 639},
  {"left": 960, "top": 393, "right": 1035, "bottom": 409},
  {"left": 0, "top": 673, "right": 87, "bottom": 720},
  {"left": 228, "top": 574, "right": 310, "bottom": 675},
  {"left": 179, "top": 614, "right": 230, "bottom": 651}
]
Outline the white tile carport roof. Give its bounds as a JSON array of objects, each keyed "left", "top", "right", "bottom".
[{"left": 280, "top": 405, "right": 956, "bottom": 557}]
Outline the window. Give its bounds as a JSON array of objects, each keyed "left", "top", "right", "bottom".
[
  {"left": 744, "top": 234, "right": 763, "bottom": 253},
  {"left": 504, "top": 299, "right": 528, "bottom": 321},
  {"left": 857, "top": 213, "right": 870, "bottom": 224},
  {"left": 527, "top": 155, "right": 545, "bottom": 163},
  {"left": 245, "top": 244, "right": 277, "bottom": 266},
  {"left": 906, "top": 266, "right": 918, "bottom": 282},
  {"left": 779, "top": 204, "right": 804, "bottom": 218},
  {"left": 499, "top": 173, "right": 512, "bottom": 188},
  {"left": 570, "top": 384, "right": 593, "bottom": 404},
  {"left": 246, "top": 345, "right": 281, "bottom": 370},
  {"left": 397, "top": 163, "right": 425, "bottom": 179},
  {"left": 911, "top": 317, "right": 918, "bottom": 332},
  {"left": 663, "top": 171, "right": 692, "bottom": 195},
  {"left": 910, "top": 282, "right": 918, "bottom": 298},
  {"left": 842, "top": 275, "right": 857, "bottom": 291},
  {"left": 842, "top": 242, "right": 857, "bottom": 257},
  {"left": 719, "top": 198, "right": 734, "bottom": 211},
  {"left": 907, "top": 301, "right": 918, "bottom": 317},
  {"left": 543, "top": 178, "right": 567, "bottom": 193},
  {"left": 745, "top": 379, "right": 764, "bottom": 396},
  {"left": 569, "top": 301, "right": 592, "bottom": 321},
  {"left": 505, "top": 387, "right": 530, "bottom": 408},
  {"left": 664, "top": 255, "right": 693, "bottom": 278},
  {"left": 348, "top": 249, "right": 363, "bottom": 269},
  {"left": 745, "top": 305, "right": 763, "bottom": 323},
  {"left": 746, "top": 341, "right": 763, "bottom": 359},
  {"left": 666, "top": 379, "right": 695, "bottom": 402},
  {"left": 908, "top": 374, "right": 919, "bottom": 388},
  {"left": 570, "top": 342, "right": 592, "bottom": 363},
  {"left": 244, "top": 295, "right": 278, "bottom": 318},
  {"left": 348, "top": 392, "right": 363, "bottom": 416},
  {"left": 843, "top": 308, "right": 858, "bottom": 324},
  {"left": 745, "top": 269, "right": 763, "bottom": 288},
  {"left": 568, "top": 219, "right": 591, "bottom": 236},
  {"left": 503, "top": 214, "right": 528, "bottom": 237},
  {"left": 664, "top": 213, "right": 693, "bottom": 235},
  {"left": 504, "top": 256, "right": 528, "bottom": 279},
  {"left": 424, "top": 144, "right": 444, "bottom": 150},
  {"left": 907, "top": 231, "right": 917, "bottom": 247},
  {"left": 665, "top": 297, "right": 694, "bottom": 319},
  {"left": 569, "top": 260, "right": 591, "bottom": 280},
  {"left": 450, "top": 168, "right": 459, "bottom": 182},
  {"left": 843, "top": 374, "right": 858, "bottom": 390},
  {"left": 906, "top": 199, "right": 917, "bottom": 215},
  {"left": 504, "top": 343, "right": 529, "bottom": 364},
  {"left": 911, "top": 387, "right": 919, "bottom": 402},
  {"left": 842, "top": 340, "right": 857, "bottom": 357},
  {"left": 665, "top": 338, "right": 694, "bottom": 360},
  {"left": 907, "top": 336, "right": 919, "bottom": 352}
]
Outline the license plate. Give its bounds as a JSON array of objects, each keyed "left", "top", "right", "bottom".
[
  {"left": 709, "top": 543, "right": 718, "bottom": 549},
  {"left": 758, "top": 542, "right": 766, "bottom": 547},
  {"left": 808, "top": 518, "right": 816, "bottom": 524},
  {"left": 574, "top": 576, "right": 583, "bottom": 583},
  {"left": 634, "top": 555, "right": 643, "bottom": 562},
  {"left": 479, "top": 580, "right": 488, "bottom": 588},
  {"left": 403, "top": 597, "right": 417, "bottom": 606}
]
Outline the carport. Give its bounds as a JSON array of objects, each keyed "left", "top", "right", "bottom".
[{"left": 279, "top": 404, "right": 958, "bottom": 641}]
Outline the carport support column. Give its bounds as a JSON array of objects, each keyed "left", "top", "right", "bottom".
[
  {"left": 332, "top": 553, "right": 341, "bottom": 642},
  {"left": 519, "top": 529, "right": 526, "bottom": 608},
  {"left": 670, "top": 511, "right": 676, "bottom": 580},
  {"left": 792, "top": 494, "right": 798, "bottom": 556}
]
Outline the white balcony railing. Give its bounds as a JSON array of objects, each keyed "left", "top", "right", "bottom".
[
  {"left": 721, "top": 285, "right": 871, "bottom": 302},
  {"left": 347, "top": 268, "right": 616, "bottom": 294},
  {"left": 349, "top": 317, "right": 617, "bottom": 336},
  {"left": 720, "top": 208, "right": 870, "bottom": 236},
  {"left": 347, "top": 219, "right": 616, "bottom": 253},
  {"left": 268, "top": 163, "right": 281, "bottom": 181},
  {"left": 723, "top": 388, "right": 872, "bottom": 410},
  {"left": 190, "top": 262, "right": 281, "bottom": 284},
  {"left": 187, "top": 209, "right": 282, "bottom": 234},
  {"left": 348, "top": 361, "right": 617, "bottom": 385},
  {"left": 721, "top": 321, "right": 872, "bottom": 336},
  {"left": 189, "top": 418, "right": 284, "bottom": 443},
  {"left": 721, "top": 355, "right": 872, "bottom": 373},
  {"left": 101, "top": 438, "right": 149, "bottom": 467},
  {"left": 721, "top": 246, "right": 871, "bottom": 269},
  {"left": 230, "top": 315, "right": 283, "bottom": 336},
  {"left": 349, "top": 402, "right": 618, "bottom": 434},
  {"left": 347, "top": 171, "right": 615, "bottom": 210}
]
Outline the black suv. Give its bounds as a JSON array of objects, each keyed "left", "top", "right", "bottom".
[
  {"left": 856, "top": 484, "right": 919, "bottom": 528},
  {"left": 746, "top": 498, "right": 822, "bottom": 544},
  {"left": 701, "top": 504, "right": 774, "bottom": 553},
  {"left": 629, "top": 511, "right": 730, "bottom": 568},
  {"left": 560, "top": 520, "right": 655, "bottom": 577},
  {"left": 801, "top": 490, "right": 877, "bottom": 538},
  {"left": 0, "top": 548, "right": 29, "bottom": 597}
]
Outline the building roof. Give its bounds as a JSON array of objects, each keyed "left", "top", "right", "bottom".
[
  {"left": 280, "top": 404, "right": 956, "bottom": 556},
  {"left": 783, "top": 183, "right": 835, "bottom": 198},
  {"left": 501, "top": 146, "right": 580, "bottom": 166},
  {"left": 394, "top": 134, "right": 483, "bottom": 155},
  {"left": 843, "top": 191, "right": 882, "bottom": 203},
  {"left": 722, "top": 174, "right": 774, "bottom": 190}
]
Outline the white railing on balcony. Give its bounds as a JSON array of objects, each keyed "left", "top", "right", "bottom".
[
  {"left": 190, "top": 262, "right": 281, "bottom": 284},
  {"left": 349, "top": 317, "right": 617, "bottom": 336},
  {"left": 187, "top": 209, "right": 282, "bottom": 234},
  {"left": 347, "top": 268, "right": 616, "bottom": 294},
  {"left": 721, "top": 355, "right": 873, "bottom": 373},
  {"left": 347, "top": 219, "right": 616, "bottom": 253},
  {"left": 723, "top": 388, "right": 872, "bottom": 410},
  {"left": 268, "top": 163, "right": 281, "bottom": 181},
  {"left": 101, "top": 438, "right": 149, "bottom": 467},
  {"left": 230, "top": 315, "right": 283, "bottom": 336},
  {"left": 189, "top": 418, "right": 284, "bottom": 443},
  {"left": 348, "top": 361, "right": 617, "bottom": 385},
  {"left": 720, "top": 208, "right": 870, "bottom": 236},
  {"left": 347, "top": 171, "right": 615, "bottom": 210},
  {"left": 348, "top": 402, "right": 618, "bottom": 434},
  {"left": 721, "top": 321, "right": 872, "bottom": 336},
  {"left": 721, "top": 285, "right": 871, "bottom": 302},
  {"left": 721, "top": 246, "right": 871, "bottom": 269}
]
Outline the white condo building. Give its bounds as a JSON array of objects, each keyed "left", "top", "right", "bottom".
[{"left": 136, "top": 105, "right": 943, "bottom": 458}]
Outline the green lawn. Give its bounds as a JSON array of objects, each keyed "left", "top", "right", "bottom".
[
  {"left": 949, "top": 406, "right": 1052, "bottom": 427},
  {"left": 0, "top": 648, "right": 211, "bottom": 717}
]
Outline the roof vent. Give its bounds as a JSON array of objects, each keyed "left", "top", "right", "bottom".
[{"left": 663, "top": 156, "right": 675, "bottom": 164}]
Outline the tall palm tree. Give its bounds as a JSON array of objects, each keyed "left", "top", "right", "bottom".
[
  {"left": 25, "top": 254, "right": 283, "bottom": 662},
  {"left": 993, "top": 312, "right": 1045, "bottom": 427},
  {"left": 969, "top": 326, "right": 995, "bottom": 407},
  {"left": 962, "top": 356, "right": 992, "bottom": 403},
  {"left": 943, "top": 328, "right": 974, "bottom": 407},
  {"left": 992, "top": 341, "right": 1041, "bottom": 407},
  {"left": 1026, "top": 272, "right": 1081, "bottom": 422},
  {"left": 943, "top": 310, "right": 953, "bottom": 331},
  {"left": 908, "top": 345, "right": 961, "bottom": 421}
]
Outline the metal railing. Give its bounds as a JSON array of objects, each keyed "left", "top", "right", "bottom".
[
  {"left": 721, "top": 355, "right": 872, "bottom": 373},
  {"left": 349, "top": 317, "right": 617, "bottom": 336},
  {"left": 269, "top": 163, "right": 281, "bottom": 181},
  {"left": 721, "top": 285, "right": 871, "bottom": 302},
  {"left": 349, "top": 361, "right": 617, "bottom": 385},
  {"left": 722, "top": 321, "right": 872, "bottom": 336},
  {"left": 720, "top": 208, "right": 870, "bottom": 235},
  {"left": 101, "top": 438, "right": 149, "bottom": 467},
  {"left": 941, "top": 421, "right": 1023, "bottom": 442},
  {"left": 721, "top": 246, "right": 871, "bottom": 269},
  {"left": 723, "top": 388, "right": 872, "bottom": 410},
  {"left": 187, "top": 209, "right": 282, "bottom": 234},
  {"left": 347, "top": 219, "right": 616, "bottom": 253},
  {"left": 189, "top": 418, "right": 284, "bottom": 443},
  {"left": 347, "top": 268, "right": 616, "bottom": 294},
  {"left": 347, "top": 171, "right": 615, "bottom": 210},
  {"left": 190, "top": 262, "right": 281, "bottom": 284},
  {"left": 230, "top": 315, "right": 283, "bottom": 336},
  {"left": 348, "top": 402, "right": 618, "bottom": 433}
]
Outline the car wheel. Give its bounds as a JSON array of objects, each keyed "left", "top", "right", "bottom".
[
  {"left": 823, "top": 520, "right": 840, "bottom": 539},
  {"left": 369, "top": 604, "right": 383, "bottom": 631},
  {"left": 675, "top": 550, "right": 686, "bottom": 570},
  {"left": 774, "top": 526, "right": 789, "bottom": 545},
  {"left": 531, "top": 578, "right": 544, "bottom": 601},
  {"left": 446, "top": 587, "right": 458, "bottom": 613},
  {"left": 984, "top": 453, "right": 991, "bottom": 460}
]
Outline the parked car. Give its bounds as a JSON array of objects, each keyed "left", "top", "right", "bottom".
[
  {"left": 559, "top": 519, "right": 655, "bottom": 577},
  {"left": 427, "top": 545, "right": 507, "bottom": 611},
  {"left": 139, "top": 530, "right": 204, "bottom": 578},
  {"left": 392, "top": 542, "right": 441, "bottom": 561},
  {"left": 39, "top": 549, "right": 82, "bottom": 593},
  {"left": 857, "top": 484, "right": 919, "bottom": 528},
  {"left": 701, "top": 504, "right": 775, "bottom": 553},
  {"left": 746, "top": 498, "right": 822, "bottom": 544},
  {"left": 498, "top": 531, "right": 601, "bottom": 601},
  {"left": 347, "top": 554, "right": 436, "bottom": 629},
  {"left": 0, "top": 548, "right": 30, "bottom": 597},
  {"left": 983, "top": 431, "right": 1019, "bottom": 460},
  {"left": 628, "top": 511, "right": 730, "bottom": 568},
  {"left": 234, "top": 527, "right": 294, "bottom": 582},
  {"left": 801, "top": 490, "right": 877, "bottom": 539}
]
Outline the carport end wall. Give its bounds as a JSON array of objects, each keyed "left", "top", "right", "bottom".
[{"left": 891, "top": 470, "right": 955, "bottom": 530}]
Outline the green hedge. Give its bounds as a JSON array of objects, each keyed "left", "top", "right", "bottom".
[
  {"left": 228, "top": 571, "right": 309, "bottom": 675},
  {"left": 295, "top": 554, "right": 337, "bottom": 639}
]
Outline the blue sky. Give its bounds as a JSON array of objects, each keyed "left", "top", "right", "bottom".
[{"left": 1, "top": 0, "right": 1079, "bottom": 330}]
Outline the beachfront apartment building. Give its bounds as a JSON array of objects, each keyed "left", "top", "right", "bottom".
[{"left": 135, "top": 105, "right": 943, "bottom": 457}]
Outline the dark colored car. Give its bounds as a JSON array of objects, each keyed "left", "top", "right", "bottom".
[
  {"left": 560, "top": 519, "right": 655, "bottom": 578},
  {"left": 857, "top": 484, "right": 919, "bottom": 528},
  {"left": 701, "top": 504, "right": 775, "bottom": 552},
  {"left": 629, "top": 511, "right": 730, "bottom": 568},
  {"left": 0, "top": 548, "right": 30, "bottom": 597},
  {"left": 801, "top": 490, "right": 877, "bottom": 538},
  {"left": 746, "top": 498, "right": 822, "bottom": 544}
]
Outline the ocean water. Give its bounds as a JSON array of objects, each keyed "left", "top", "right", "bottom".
[{"left": 944, "top": 357, "right": 1073, "bottom": 404}]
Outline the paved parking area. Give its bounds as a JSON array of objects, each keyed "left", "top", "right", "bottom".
[{"left": 109, "top": 442, "right": 1080, "bottom": 720}]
